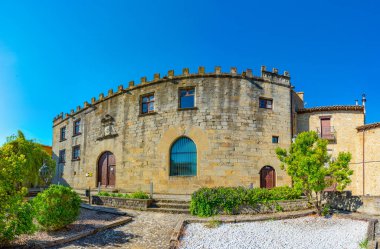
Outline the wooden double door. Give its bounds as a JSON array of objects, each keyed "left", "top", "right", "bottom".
[
  {"left": 260, "top": 166, "right": 275, "bottom": 189},
  {"left": 98, "top": 151, "right": 116, "bottom": 187}
]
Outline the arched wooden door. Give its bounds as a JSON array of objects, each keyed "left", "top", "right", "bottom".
[
  {"left": 98, "top": 151, "right": 116, "bottom": 187},
  {"left": 260, "top": 166, "right": 275, "bottom": 189}
]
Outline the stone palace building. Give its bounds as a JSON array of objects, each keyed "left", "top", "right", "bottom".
[{"left": 52, "top": 66, "right": 379, "bottom": 195}]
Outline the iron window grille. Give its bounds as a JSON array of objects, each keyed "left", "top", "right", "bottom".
[{"left": 170, "top": 137, "right": 197, "bottom": 176}]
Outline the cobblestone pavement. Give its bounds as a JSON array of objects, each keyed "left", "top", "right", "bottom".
[{"left": 54, "top": 210, "right": 189, "bottom": 249}]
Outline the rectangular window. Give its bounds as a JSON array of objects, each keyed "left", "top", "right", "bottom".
[
  {"left": 73, "top": 119, "right": 81, "bottom": 136},
  {"left": 179, "top": 88, "right": 195, "bottom": 109},
  {"left": 72, "top": 145, "right": 80, "bottom": 161},
  {"left": 59, "top": 149, "right": 66, "bottom": 163},
  {"left": 259, "top": 98, "right": 273, "bottom": 109},
  {"left": 272, "top": 136, "right": 279, "bottom": 143},
  {"left": 320, "top": 117, "right": 334, "bottom": 140},
  {"left": 60, "top": 126, "right": 66, "bottom": 141},
  {"left": 141, "top": 94, "right": 155, "bottom": 114}
]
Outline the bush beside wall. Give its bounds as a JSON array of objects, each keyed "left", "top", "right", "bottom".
[{"left": 190, "top": 186, "right": 302, "bottom": 217}]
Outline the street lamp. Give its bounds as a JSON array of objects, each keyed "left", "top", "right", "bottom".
[{"left": 39, "top": 160, "right": 51, "bottom": 189}]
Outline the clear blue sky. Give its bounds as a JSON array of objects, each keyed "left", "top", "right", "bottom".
[{"left": 0, "top": 0, "right": 379, "bottom": 146}]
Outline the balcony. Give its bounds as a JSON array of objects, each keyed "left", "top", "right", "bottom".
[{"left": 317, "top": 126, "right": 336, "bottom": 141}]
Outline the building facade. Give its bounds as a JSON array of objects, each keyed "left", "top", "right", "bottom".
[{"left": 52, "top": 66, "right": 379, "bottom": 196}]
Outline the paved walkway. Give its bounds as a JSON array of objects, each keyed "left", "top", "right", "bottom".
[{"left": 54, "top": 209, "right": 190, "bottom": 249}]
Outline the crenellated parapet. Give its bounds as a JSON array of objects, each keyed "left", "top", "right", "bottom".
[
  {"left": 53, "top": 65, "right": 291, "bottom": 126},
  {"left": 260, "top": 65, "right": 290, "bottom": 85}
]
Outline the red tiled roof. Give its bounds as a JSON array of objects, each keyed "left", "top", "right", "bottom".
[
  {"left": 357, "top": 122, "right": 380, "bottom": 131},
  {"left": 297, "top": 105, "right": 364, "bottom": 114}
]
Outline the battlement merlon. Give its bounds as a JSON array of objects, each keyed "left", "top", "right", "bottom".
[
  {"left": 260, "top": 65, "right": 291, "bottom": 85},
  {"left": 53, "top": 65, "right": 291, "bottom": 124}
]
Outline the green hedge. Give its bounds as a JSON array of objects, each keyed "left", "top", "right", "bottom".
[
  {"left": 190, "top": 186, "right": 302, "bottom": 217},
  {"left": 32, "top": 185, "right": 81, "bottom": 231},
  {"left": 98, "top": 190, "right": 149, "bottom": 199}
]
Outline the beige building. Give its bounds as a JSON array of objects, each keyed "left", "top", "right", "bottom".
[{"left": 52, "top": 66, "right": 379, "bottom": 196}]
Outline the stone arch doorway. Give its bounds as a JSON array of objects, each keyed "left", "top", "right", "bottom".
[
  {"left": 260, "top": 166, "right": 275, "bottom": 189},
  {"left": 97, "top": 151, "right": 116, "bottom": 187}
]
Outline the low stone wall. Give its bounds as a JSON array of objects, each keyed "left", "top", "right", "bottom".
[
  {"left": 91, "top": 196, "right": 153, "bottom": 210},
  {"left": 237, "top": 199, "right": 310, "bottom": 215},
  {"left": 324, "top": 191, "right": 380, "bottom": 215}
]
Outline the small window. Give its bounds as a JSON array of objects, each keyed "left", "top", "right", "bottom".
[
  {"left": 72, "top": 145, "right": 80, "bottom": 161},
  {"left": 272, "top": 136, "right": 279, "bottom": 143},
  {"left": 60, "top": 126, "right": 66, "bottom": 141},
  {"left": 141, "top": 94, "right": 155, "bottom": 114},
  {"left": 179, "top": 88, "right": 195, "bottom": 109},
  {"left": 73, "top": 119, "right": 81, "bottom": 136},
  {"left": 59, "top": 149, "right": 66, "bottom": 163},
  {"left": 259, "top": 98, "right": 273, "bottom": 109}
]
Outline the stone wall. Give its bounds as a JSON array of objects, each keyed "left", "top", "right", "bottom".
[
  {"left": 297, "top": 109, "right": 365, "bottom": 195},
  {"left": 91, "top": 196, "right": 153, "bottom": 210},
  {"left": 324, "top": 191, "right": 380, "bottom": 215},
  {"left": 353, "top": 127, "right": 380, "bottom": 196},
  {"left": 52, "top": 66, "right": 293, "bottom": 194}
]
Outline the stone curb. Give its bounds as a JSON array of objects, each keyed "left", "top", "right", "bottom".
[
  {"left": 169, "top": 210, "right": 315, "bottom": 249},
  {"left": 18, "top": 216, "right": 132, "bottom": 248},
  {"left": 80, "top": 203, "right": 127, "bottom": 216}
]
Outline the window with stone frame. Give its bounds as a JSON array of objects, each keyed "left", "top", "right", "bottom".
[
  {"left": 179, "top": 87, "right": 195, "bottom": 109},
  {"left": 141, "top": 93, "right": 155, "bottom": 114},
  {"left": 272, "top": 136, "right": 279, "bottom": 143},
  {"left": 60, "top": 126, "right": 66, "bottom": 141},
  {"left": 72, "top": 145, "right": 80, "bottom": 161},
  {"left": 59, "top": 149, "right": 66, "bottom": 163},
  {"left": 259, "top": 98, "right": 273, "bottom": 109},
  {"left": 73, "top": 119, "right": 81, "bottom": 136}
]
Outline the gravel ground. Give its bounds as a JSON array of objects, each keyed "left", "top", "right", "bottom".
[
  {"left": 11, "top": 209, "right": 124, "bottom": 248},
  {"left": 54, "top": 210, "right": 189, "bottom": 249},
  {"left": 180, "top": 216, "right": 369, "bottom": 249}
]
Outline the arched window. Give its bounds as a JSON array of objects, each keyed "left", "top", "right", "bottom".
[
  {"left": 260, "top": 166, "right": 275, "bottom": 189},
  {"left": 170, "top": 137, "right": 197, "bottom": 176}
]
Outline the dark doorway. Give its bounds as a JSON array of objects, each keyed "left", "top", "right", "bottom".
[
  {"left": 98, "top": 151, "right": 116, "bottom": 187},
  {"left": 260, "top": 166, "right": 275, "bottom": 189}
]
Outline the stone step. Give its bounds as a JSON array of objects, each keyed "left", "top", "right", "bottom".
[
  {"left": 146, "top": 207, "right": 191, "bottom": 214},
  {"left": 153, "top": 199, "right": 190, "bottom": 205},
  {"left": 152, "top": 202, "right": 190, "bottom": 210}
]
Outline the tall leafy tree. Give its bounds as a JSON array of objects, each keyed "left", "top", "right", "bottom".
[
  {"left": 5, "top": 131, "right": 55, "bottom": 187},
  {"left": 276, "top": 131, "right": 353, "bottom": 215},
  {"left": 0, "top": 138, "right": 35, "bottom": 243}
]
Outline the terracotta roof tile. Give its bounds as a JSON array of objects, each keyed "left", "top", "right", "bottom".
[
  {"left": 297, "top": 105, "right": 364, "bottom": 114},
  {"left": 357, "top": 122, "right": 380, "bottom": 131}
]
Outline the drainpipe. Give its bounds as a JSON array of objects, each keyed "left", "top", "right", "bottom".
[
  {"left": 362, "top": 94, "right": 366, "bottom": 196},
  {"left": 362, "top": 129, "right": 365, "bottom": 196}
]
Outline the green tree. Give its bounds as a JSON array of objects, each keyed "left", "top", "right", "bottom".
[
  {"left": 0, "top": 141, "right": 35, "bottom": 244},
  {"left": 5, "top": 131, "right": 55, "bottom": 187},
  {"left": 276, "top": 131, "right": 353, "bottom": 215}
]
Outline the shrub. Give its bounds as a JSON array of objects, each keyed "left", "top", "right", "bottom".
[
  {"left": 190, "top": 186, "right": 301, "bottom": 217},
  {"left": 269, "top": 186, "right": 302, "bottom": 200},
  {"left": 98, "top": 191, "right": 110, "bottom": 196},
  {"left": 0, "top": 142, "right": 36, "bottom": 243},
  {"left": 33, "top": 185, "right": 81, "bottom": 231},
  {"left": 129, "top": 191, "right": 149, "bottom": 199}
]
